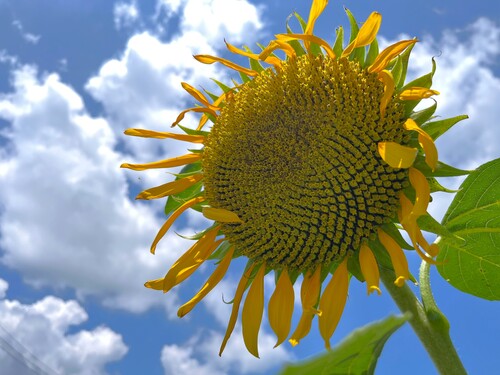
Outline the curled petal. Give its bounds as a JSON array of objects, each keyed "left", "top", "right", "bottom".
[
  {"left": 377, "top": 70, "right": 395, "bottom": 118},
  {"left": 368, "top": 39, "right": 417, "bottom": 73},
  {"left": 378, "top": 142, "right": 417, "bottom": 169},
  {"left": 194, "top": 55, "right": 258, "bottom": 77},
  {"left": 409, "top": 167, "right": 430, "bottom": 217},
  {"left": 305, "top": 0, "right": 328, "bottom": 35},
  {"left": 123, "top": 129, "right": 205, "bottom": 143},
  {"left": 359, "top": 245, "right": 381, "bottom": 295},
  {"left": 220, "top": 263, "right": 256, "bottom": 356},
  {"left": 342, "top": 12, "right": 382, "bottom": 57},
  {"left": 404, "top": 118, "right": 438, "bottom": 171},
  {"left": 259, "top": 40, "right": 294, "bottom": 61},
  {"left": 172, "top": 107, "right": 217, "bottom": 127},
  {"left": 136, "top": 174, "right": 203, "bottom": 200},
  {"left": 121, "top": 153, "right": 201, "bottom": 171},
  {"left": 242, "top": 263, "right": 266, "bottom": 358},
  {"left": 177, "top": 247, "right": 235, "bottom": 317},
  {"left": 202, "top": 207, "right": 243, "bottom": 223},
  {"left": 378, "top": 229, "right": 410, "bottom": 287},
  {"left": 400, "top": 87, "right": 440, "bottom": 101},
  {"left": 268, "top": 269, "right": 295, "bottom": 348},
  {"left": 276, "top": 33, "right": 335, "bottom": 58},
  {"left": 318, "top": 258, "right": 349, "bottom": 349},
  {"left": 181, "top": 82, "right": 219, "bottom": 111},
  {"left": 225, "top": 40, "right": 282, "bottom": 67}
]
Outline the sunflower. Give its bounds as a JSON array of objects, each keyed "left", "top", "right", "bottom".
[{"left": 122, "top": 0, "right": 451, "bottom": 358}]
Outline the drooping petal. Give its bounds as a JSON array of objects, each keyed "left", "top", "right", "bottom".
[
  {"left": 136, "top": 174, "right": 203, "bottom": 200},
  {"left": 220, "top": 263, "right": 256, "bottom": 356},
  {"left": 359, "top": 244, "right": 381, "bottom": 295},
  {"left": 194, "top": 55, "right": 259, "bottom": 77},
  {"left": 242, "top": 263, "right": 266, "bottom": 358},
  {"left": 305, "top": 0, "right": 329, "bottom": 35},
  {"left": 400, "top": 87, "right": 440, "bottom": 101},
  {"left": 259, "top": 40, "right": 294, "bottom": 61},
  {"left": 378, "top": 142, "right": 417, "bottom": 168},
  {"left": 377, "top": 229, "right": 410, "bottom": 287},
  {"left": 409, "top": 167, "right": 430, "bottom": 217},
  {"left": 172, "top": 107, "right": 217, "bottom": 127},
  {"left": 276, "top": 33, "right": 335, "bottom": 58},
  {"left": 404, "top": 118, "right": 438, "bottom": 171},
  {"left": 225, "top": 40, "right": 282, "bottom": 68},
  {"left": 342, "top": 12, "right": 382, "bottom": 57},
  {"left": 289, "top": 267, "right": 322, "bottom": 346},
  {"left": 268, "top": 269, "right": 295, "bottom": 348},
  {"left": 377, "top": 70, "right": 395, "bottom": 117},
  {"left": 416, "top": 230, "right": 440, "bottom": 257},
  {"left": 181, "top": 82, "right": 219, "bottom": 111},
  {"left": 121, "top": 153, "right": 201, "bottom": 171},
  {"left": 202, "top": 207, "right": 243, "bottom": 223},
  {"left": 124, "top": 128, "right": 206, "bottom": 143},
  {"left": 150, "top": 196, "right": 205, "bottom": 254},
  {"left": 368, "top": 39, "right": 417, "bottom": 73},
  {"left": 318, "top": 258, "right": 349, "bottom": 349}
]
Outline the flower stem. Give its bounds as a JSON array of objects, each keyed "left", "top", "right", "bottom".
[{"left": 379, "top": 266, "right": 467, "bottom": 375}]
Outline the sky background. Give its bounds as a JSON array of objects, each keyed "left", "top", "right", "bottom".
[{"left": 0, "top": 0, "right": 499, "bottom": 374}]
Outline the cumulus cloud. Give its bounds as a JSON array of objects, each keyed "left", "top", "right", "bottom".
[
  {"left": 0, "top": 278, "right": 127, "bottom": 375},
  {"left": 114, "top": 0, "right": 141, "bottom": 30}
]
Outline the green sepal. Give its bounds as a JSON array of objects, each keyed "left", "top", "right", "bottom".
[
  {"left": 417, "top": 214, "right": 465, "bottom": 247},
  {"left": 292, "top": 11, "right": 322, "bottom": 55},
  {"left": 364, "top": 38, "right": 378, "bottom": 67},
  {"left": 177, "top": 124, "right": 210, "bottom": 137},
  {"left": 421, "top": 114, "right": 469, "bottom": 140},
  {"left": 211, "top": 78, "right": 232, "bottom": 93},
  {"left": 413, "top": 156, "right": 471, "bottom": 177},
  {"left": 401, "top": 58, "right": 436, "bottom": 116},
  {"left": 333, "top": 26, "right": 344, "bottom": 57},
  {"left": 286, "top": 14, "right": 306, "bottom": 56},
  {"left": 428, "top": 177, "right": 459, "bottom": 193},
  {"left": 347, "top": 251, "right": 364, "bottom": 282},
  {"left": 390, "top": 56, "right": 403, "bottom": 86},
  {"left": 370, "top": 238, "right": 417, "bottom": 284},
  {"left": 176, "top": 223, "right": 219, "bottom": 241},
  {"left": 164, "top": 163, "right": 203, "bottom": 216},
  {"left": 410, "top": 100, "right": 437, "bottom": 125},
  {"left": 344, "top": 8, "right": 364, "bottom": 63},
  {"left": 395, "top": 42, "right": 415, "bottom": 89},
  {"left": 203, "top": 88, "right": 219, "bottom": 102},
  {"left": 239, "top": 71, "right": 251, "bottom": 83},
  {"left": 243, "top": 46, "right": 265, "bottom": 73},
  {"left": 381, "top": 223, "right": 413, "bottom": 250},
  {"left": 208, "top": 240, "right": 233, "bottom": 261}
]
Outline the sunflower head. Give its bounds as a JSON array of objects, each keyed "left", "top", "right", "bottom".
[{"left": 122, "top": 0, "right": 455, "bottom": 358}]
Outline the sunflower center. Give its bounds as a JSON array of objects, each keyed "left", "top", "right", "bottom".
[{"left": 203, "top": 56, "right": 409, "bottom": 271}]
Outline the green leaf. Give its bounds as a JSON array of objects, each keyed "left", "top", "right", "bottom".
[
  {"left": 437, "top": 158, "right": 500, "bottom": 300},
  {"left": 410, "top": 101, "right": 437, "bottom": 125},
  {"left": 279, "top": 314, "right": 410, "bottom": 375},
  {"left": 164, "top": 163, "right": 203, "bottom": 216},
  {"left": 421, "top": 115, "right": 469, "bottom": 140},
  {"left": 413, "top": 156, "right": 471, "bottom": 177}
]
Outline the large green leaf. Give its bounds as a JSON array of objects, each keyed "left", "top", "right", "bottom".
[
  {"left": 279, "top": 314, "right": 409, "bottom": 375},
  {"left": 437, "top": 158, "right": 500, "bottom": 300}
]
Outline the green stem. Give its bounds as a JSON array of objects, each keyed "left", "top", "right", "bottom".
[{"left": 380, "top": 266, "right": 467, "bottom": 375}]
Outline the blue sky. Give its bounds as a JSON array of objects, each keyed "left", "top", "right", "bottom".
[{"left": 0, "top": 0, "right": 499, "bottom": 374}]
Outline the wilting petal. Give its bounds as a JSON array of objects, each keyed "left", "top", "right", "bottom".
[
  {"left": 121, "top": 153, "right": 201, "bottom": 171},
  {"left": 359, "top": 245, "right": 381, "bottom": 295},
  {"left": 318, "top": 258, "right": 349, "bottom": 349},
  {"left": 202, "top": 207, "right": 243, "bottom": 223},
  {"left": 194, "top": 55, "right": 258, "bottom": 77},
  {"left": 242, "top": 263, "right": 266, "bottom": 358},
  {"left": 400, "top": 87, "right": 440, "bottom": 101},
  {"left": 368, "top": 39, "right": 417, "bottom": 73},
  {"left": 276, "top": 33, "right": 335, "bottom": 58},
  {"left": 181, "top": 82, "right": 219, "bottom": 111},
  {"left": 150, "top": 196, "right": 205, "bottom": 254},
  {"left": 342, "top": 12, "right": 382, "bottom": 57},
  {"left": 220, "top": 263, "right": 256, "bottom": 356},
  {"left": 289, "top": 267, "right": 322, "bottom": 346},
  {"left": 377, "top": 70, "right": 395, "bottom": 117},
  {"left": 378, "top": 142, "right": 417, "bottom": 169},
  {"left": 404, "top": 118, "right": 438, "bottom": 171},
  {"left": 268, "top": 269, "right": 295, "bottom": 348},
  {"left": 416, "top": 231, "right": 440, "bottom": 257},
  {"left": 124, "top": 129, "right": 206, "bottom": 143},
  {"left": 378, "top": 229, "right": 410, "bottom": 287},
  {"left": 172, "top": 107, "right": 217, "bottom": 127},
  {"left": 136, "top": 174, "right": 203, "bottom": 200},
  {"left": 409, "top": 167, "right": 430, "bottom": 217},
  {"left": 177, "top": 247, "right": 234, "bottom": 317},
  {"left": 305, "top": 0, "right": 328, "bottom": 35}
]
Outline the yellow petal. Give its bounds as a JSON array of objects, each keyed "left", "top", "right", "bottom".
[
  {"left": 289, "top": 267, "right": 322, "bottom": 346},
  {"left": 318, "top": 258, "right": 349, "bottom": 349},
  {"left": 121, "top": 153, "right": 201, "bottom": 171},
  {"left": 202, "top": 207, "right": 243, "bottom": 223},
  {"left": 194, "top": 55, "right": 258, "bottom": 77},
  {"left": 150, "top": 196, "right": 205, "bottom": 254},
  {"left": 409, "top": 167, "right": 430, "bottom": 217},
  {"left": 378, "top": 142, "right": 417, "bottom": 169},
  {"left": 123, "top": 129, "right": 205, "bottom": 143},
  {"left": 135, "top": 174, "right": 203, "bottom": 200},
  {"left": 368, "top": 39, "right": 417, "bottom": 73},
  {"left": 177, "top": 247, "right": 235, "bottom": 317},
  {"left": 242, "top": 263, "right": 266, "bottom": 358},
  {"left": 225, "top": 40, "right": 282, "bottom": 68},
  {"left": 171, "top": 107, "right": 217, "bottom": 127},
  {"left": 276, "top": 33, "right": 335, "bottom": 58},
  {"left": 268, "top": 269, "right": 295, "bottom": 348},
  {"left": 377, "top": 229, "right": 410, "bottom": 287},
  {"left": 305, "top": 0, "right": 328, "bottom": 35},
  {"left": 404, "top": 118, "right": 438, "bottom": 171},
  {"left": 342, "top": 12, "right": 382, "bottom": 57},
  {"left": 144, "top": 277, "right": 163, "bottom": 291},
  {"left": 219, "top": 263, "right": 256, "bottom": 356},
  {"left": 359, "top": 244, "right": 381, "bottom": 295},
  {"left": 400, "top": 87, "right": 440, "bottom": 101},
  {"left": 181, "top": 82, "right": 219, "bottom": 111},
  {"left": 416, "top": 230, "right": 440, "bottom": 257},
  {"left": 259, "top": 40, "right": 294, "bottom": 61},
  {"left": 377, "top": 70, "right": 395, "bottom": 118}
]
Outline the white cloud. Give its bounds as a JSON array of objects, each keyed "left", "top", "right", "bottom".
[
  {"left": 12, "top": 19, "right": 41, "bottom": 45},
  {"left": 114, "top": 0, "right": 140, "bottom": 30},
  {"left": 0, "top": 278, "right": 127, "bottom": 375},
  {"left": 0, "top": 279, "right": 7, "bottom": 299}
]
